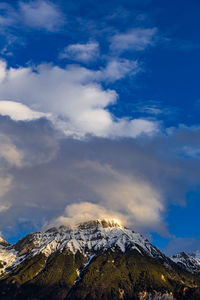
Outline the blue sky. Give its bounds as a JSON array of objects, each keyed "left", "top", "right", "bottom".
[{"left": 0, "top": 0, "right": 200, "bottom": 255}]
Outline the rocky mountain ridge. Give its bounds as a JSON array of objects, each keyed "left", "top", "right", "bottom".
[
  {"left": 0, "top": 219, "right": 199, "bottom": 300},
  {"left": 0, "top": 219, "right": 166, "bottom": 274},
  {"left": 171, "top": 251, "right": 200, "bottom": 274}
]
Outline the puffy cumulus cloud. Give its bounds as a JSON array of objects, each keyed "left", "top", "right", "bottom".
[
  {"left": 59, "top": 42, "right": 99, "bottom": 62},
  {"left": 48, "top": 202, "right": 125, "bottom": 228},
  {"left": 94, "top": 176, "right": 163, "bottom": 228},
  {"left": 0, "top": 101, "right": 51, "bottom": 121},
  {"left": 110, "top": 118, "right": 159, "bottom": 138},
  {"left": 110, "top": 27, "right": 157, "bottom": 53},
  {"left": 0, "top": 60, "right": 159, "bottom": 138}
]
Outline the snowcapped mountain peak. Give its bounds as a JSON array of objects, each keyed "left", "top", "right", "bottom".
[
  {"left": 1, "top": 224, "right": 200, "bottom": 299},
  {"left": 76, "top": 218, "right": 123, "bottom": 229},
  {"left": 23, "top": 218, "right": 164, "bottom": 260},
  {"left": 44, "top": 219, "right": 123, "bottom": 234},
  {"left": 0, "top": 219, "right": 166, "bottom": 275},
  {"left": 0, "top": 237, "right": 5, "bottom": 244},
  {"left": 171, "top": 251, "right": 200, "bottom": 273},
  {"left": 0, "top": 237, "right": 9, "bottom": 247}
]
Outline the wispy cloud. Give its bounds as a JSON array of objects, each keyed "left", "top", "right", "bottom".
[
  {"left": 19, "top": 0, "right": 65, "bottom": 31},
  {"left": 59, "top": 42, "right": 99, "bottom": 62},
  {"left": 179, "top": 146, "right": 200, "bottom": 158},
  {"left": 97, "top": 58, "right": 141, "bottom": 82},
  {"left": 0, "top": 176, "right": 12, "bottom": 198},
  {"left": 110, "top": 27, "right": 157, "bottom": 53},
  {"left": 0, "top": 0, "right": 65, "bottom": 32},
  {"left": 0, "top": 3, "right": 18, "bottom": 27},
  {"left": 134, "top": 101, "right": 179, "bottom": 117},
  {"left": 163, "top": 237, "right": 200, "bottom": 255},
  {"left": 164, "top": 36, "right": 200, "bottom": 52}
]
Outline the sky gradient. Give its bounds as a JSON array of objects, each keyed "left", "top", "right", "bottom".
[{"left": 0, "top": 0, "right": 200, "bottom": 255}]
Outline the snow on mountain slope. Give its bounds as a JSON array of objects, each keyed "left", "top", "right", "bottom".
[
  {"left": 0, "top": 219, "right": 170, "bottom": 275},
  {"left": 171, "top": 251, "right": 200, "bottom": 273},
  {"left": 0, "top": 246, "right": 17, "bottom": 275},
  {"left": 0, "top": 237, "right": 18, "bottom": 275},
  {"left": 16, "top": 219, "right": 164, "bottom": 258}
]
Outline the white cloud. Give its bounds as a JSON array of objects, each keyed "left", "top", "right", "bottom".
[
  {"left": 0, "top": 1, "right": 64, "bottom": 32},
  {"left": 59, "top": 42, "right": 99, "bottom": 62},
  {"left": 110, "top": 27, "right": 157, "bottom": 53},
  {"left": 19, "top": 0, "right": 64, "bottom": 31},
  {"left": 110, "top": 118, "right": 159, "bottom": 138},
  {"left": 137, "top": 105, "right": 163, "bottom": 115},
  {"left": 85, "top": 161, "right": 164, "bottom": 229},
  {"left": 0, "top": 101, "right": 51, "bottom": 121},
  {"left": 49, "top": 161, "right": 165, "bottom": 233},
  {"left": 97, "top": 59, "right": 141, "bottom": 82},
  {"left": 1, "top": 119, "right": 200, "bottom": 235},
  {"left": 134, "top": 101, "right": 178, "bottom": 117},
  {"left": 49, "top": 202, "right": 125, "bottom": 228},
  {"left": 0, "top": 60, "right": 159, "bottom": 138}
]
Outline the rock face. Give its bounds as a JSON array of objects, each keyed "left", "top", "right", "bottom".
[
  {"left": 0, "top": 219, "right": 200, "bottom": 300},
  {"left": 171, "top": 251, "right": 200, "bottom": 274}
]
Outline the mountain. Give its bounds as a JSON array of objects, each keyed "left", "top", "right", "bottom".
[
  {"left": 171, "top": 251, "right": 200, "bottom": 274},
  {"left": 0, "top": 219, "right": 199, "bottom": 300},
  {"left": 0, "top": 237, "right": 9, "bottom": 247}
]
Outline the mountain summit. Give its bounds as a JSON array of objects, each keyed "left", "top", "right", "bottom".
[
  {"left": 0, "top": 218, "right": 164, "bottom": 270},
  {"left": 0, "top": 220, "right": 200, "bottom": 299},
  {"left": 0, "top": 237, "right": 9, "bottom": 247},
  {"left": 26, "top": 218, "right": 165, "bottom": 258}
]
